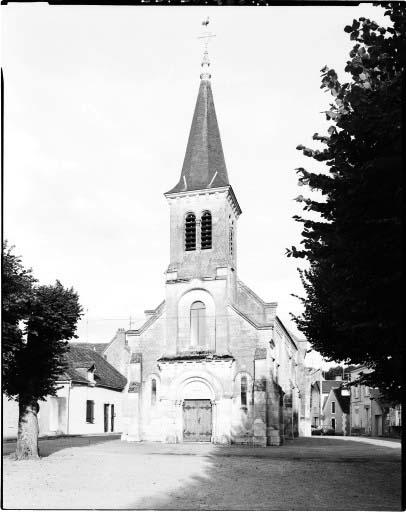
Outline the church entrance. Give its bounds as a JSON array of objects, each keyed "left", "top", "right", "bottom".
[{"left": 183, "top": 399, "right": 212, "bottom": 442}]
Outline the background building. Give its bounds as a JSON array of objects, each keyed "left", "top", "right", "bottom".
[
  {"left": 323, "top": 388, "right": 350, "bottom": 435},
  {"left": 349, "top": 366, "right": 401, "bottom": 437},
  {"left": 3, "top": 344, "right": 127, "bottom": 439}
]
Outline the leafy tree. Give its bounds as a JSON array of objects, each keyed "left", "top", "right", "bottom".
[
  {"left": 287, "top": 3, "right": 403, "bottom": 401},
  {"left": 2, "top": 243, "right": 82, "bottom": 459}
]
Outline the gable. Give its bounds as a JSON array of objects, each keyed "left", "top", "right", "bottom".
[{"left": 62, "top": 345, "right": 127, "bottom": 391}]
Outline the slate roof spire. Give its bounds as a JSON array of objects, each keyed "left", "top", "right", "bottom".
[{"left": 166, "top": 21, "right": 230, "bottom": 195}]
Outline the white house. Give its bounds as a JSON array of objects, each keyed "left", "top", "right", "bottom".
[{"left": 2, "top": 344, "right": 127, "bottom": 439}]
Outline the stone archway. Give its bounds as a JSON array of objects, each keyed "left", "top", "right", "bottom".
[
  {"left": 181, "top": 379, "right": 214, "bottom": 443},
  {"left": 165, "top": 370, "right": 224, "bottom": 444},
  {"left": 180, "top": 377, "right": 215, "bottom": 401}
]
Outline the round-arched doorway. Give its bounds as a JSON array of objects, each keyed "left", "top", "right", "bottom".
[{"left": 182, "top": 379, "right": 213, "bottom": 442}]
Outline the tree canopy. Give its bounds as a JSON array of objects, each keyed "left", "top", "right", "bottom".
[
  {"left": 3, "top": 243, "right": 82, "bottom": 401},
  {"left": 287, "top": 3, "right": 403, "bottom": 401}
]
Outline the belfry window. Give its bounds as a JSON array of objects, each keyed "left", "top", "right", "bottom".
[
  {"left": 190, "top": 301, "right": 206, "bottom": 347},
  {"left": 229, "top": 223, "right": 234, "bottom": 256},
  {"left": 201, "top": 211, "right": 212, "bottom": 250},
  {"left": 185, "top": 213, "right": 196, "bottom": 251},
  {"left": 241, "top": 376, "right": 247, "bottom": 406},
  {"left": 151, "top": 379, "right": 157, "bottom": 406}
]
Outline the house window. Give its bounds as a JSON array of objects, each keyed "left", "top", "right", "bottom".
[
  {"left": 190, "top": 301, "right": 206, "bottom": 347},
  {"left": 201, "top": 211, "right": 212, "bottom": 250},
  {"left": 365, "top": 386, "right": 370, "bottom": 396},
  {"left": 354, "top": 385, "right": 359, "bottom": 399},
  {"left": 86, "top": 400, "right": 94, "bottom": 423},
  {"left": 331, "top": 401, "right": 336, "bottom": 414},
  {"left": 241, "top": 375, "right": 248, "bottom": 407},
  {"left": 331, "top": 418, "right": 336, "bottom": 430},
  {"left": 151, "top": 378, "right": 157, "bottom": 406},
  {"left": 185, "top": 213, "right": 196, "bottom": 251}
]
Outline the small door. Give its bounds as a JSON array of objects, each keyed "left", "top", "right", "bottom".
[
  {"left": 183, "top": 399, "right": 212, "bottom": 442},
  {"left": 104, "top": 404, "right": 109, "bottom": 432},
  {"left": 110, "top": 404, "right": 115, "bottom": 432}
]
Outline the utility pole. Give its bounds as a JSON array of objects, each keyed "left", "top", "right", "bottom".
[{"left": 319, "top": 369, "right": 323, "bottom": 428}]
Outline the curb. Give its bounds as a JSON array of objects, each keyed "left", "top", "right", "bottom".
[{"left": 321, "top": 435, "right": 401, "bottom": 449}]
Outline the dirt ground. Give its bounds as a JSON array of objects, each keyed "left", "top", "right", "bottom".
[{"left": 2, "top": 436, "right": 402, "bottom": 510}]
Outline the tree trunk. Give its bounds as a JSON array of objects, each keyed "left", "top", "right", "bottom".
[{"left": 15, "top": 398, "right": 40, "bottom": 459}]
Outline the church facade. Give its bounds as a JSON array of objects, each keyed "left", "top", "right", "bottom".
[{"left": 109, "top": 55, "right": 308, "bottom": 446}]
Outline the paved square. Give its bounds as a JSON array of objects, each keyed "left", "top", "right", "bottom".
[{"left": 2, "top": 436, "right": 401, "bottom": 510}]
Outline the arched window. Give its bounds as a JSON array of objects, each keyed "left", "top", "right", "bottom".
[
  {"left": 151, "top": 378, "right": 157, "bottom": 406},
  {"left": 190, "top": 301, "right": 206, "bottom": 347},
  {"left": 201, "top": 211, "right": 212, "bottom": 250},
  {"left": 185, "top": 213, "right": 196, "bottom": 251},
  {"left": 241, "top": 375, "right": 247, "bottom": 406}
]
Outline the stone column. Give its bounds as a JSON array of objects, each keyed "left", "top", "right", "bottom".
[
  {"left": 266, "top": 376, "right": 282, "bottom": 446},
  {"left": 214, "top": 397, "right": 232, "bottom": 444},
  {"left": 283, "top": 391, "right": 293, "bottom": 439},
  {"left": 253, "top": 348, "right": 267, "bottom": 447}
]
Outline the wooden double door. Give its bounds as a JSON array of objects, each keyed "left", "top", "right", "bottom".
[{"left": 183, "top": 399, "right": 212, "bottom": 442}]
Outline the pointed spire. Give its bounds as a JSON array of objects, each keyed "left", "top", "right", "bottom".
[
  {"left": 166, "top": 79, "right": 229, "bottom": 195},
  {"left": 166, "top": 20, "right": 229, "bottom": 195}
]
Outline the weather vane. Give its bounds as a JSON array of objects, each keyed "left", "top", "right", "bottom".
[{"left": 198, "top": 17, "right": 216, "bottom": 80}]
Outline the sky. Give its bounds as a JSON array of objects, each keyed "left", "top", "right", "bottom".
[{"left": 2, "top": 2, "right": 387, "bottom": 369}]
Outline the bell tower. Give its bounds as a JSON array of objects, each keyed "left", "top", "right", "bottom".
[
  {"left": 163, "top": 20, "right": 241, "bottom": 357},
  {"left": 164, "top": 27, "right": 241, "bottom": 284}
]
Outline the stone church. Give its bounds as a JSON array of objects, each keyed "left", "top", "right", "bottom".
[{"left": 106, "top": 49, "right": 308, "bottom": 446}]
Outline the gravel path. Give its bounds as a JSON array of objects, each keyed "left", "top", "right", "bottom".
[{"left": 2, "top": 436, "right": 401, "bottom": 510}]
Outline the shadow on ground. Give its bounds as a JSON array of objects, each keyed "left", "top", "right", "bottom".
[
  {"left": 130, "top": 437, "right": 402, "bottom": 511},
  {"left": 2, "top": 434, "right": 121, "bottom": 458}
]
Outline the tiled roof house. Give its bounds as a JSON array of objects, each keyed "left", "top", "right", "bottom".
[{"left": 3, "top": 344, "right": 127, "bottom": 440}]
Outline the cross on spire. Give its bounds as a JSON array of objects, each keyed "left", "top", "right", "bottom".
[{"left": 198, "top": 17, "right": 216, "bottom": 80}]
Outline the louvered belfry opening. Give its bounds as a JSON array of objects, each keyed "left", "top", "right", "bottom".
[
  {"left": 229, "top": 224, "right": 234, "bottom": 255},
  {"left": 201, "top": 211, "right": 212, "bottom": 249},
  {"left": 185, "top": 213, "right": 196, "bottom": 251}
]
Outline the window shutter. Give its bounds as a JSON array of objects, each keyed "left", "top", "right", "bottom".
[
  {"left": 201, "top": 211, "right": 212, "bottom": 249},
  {"left": 185, "top": 213, "right": 196, "bottom": 251}
]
